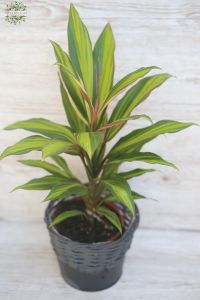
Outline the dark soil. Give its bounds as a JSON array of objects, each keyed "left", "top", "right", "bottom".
[{"left": 51, "top": 198, "right": 123, "bottom": 243}]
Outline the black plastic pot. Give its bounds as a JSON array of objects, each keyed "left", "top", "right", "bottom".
[{"left": 45, "top": 198, "right": 140, "bottom": 291}]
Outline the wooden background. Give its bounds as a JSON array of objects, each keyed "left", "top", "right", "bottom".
[{"left": 0, "top": 0, "right": 200, "bottom": 299}]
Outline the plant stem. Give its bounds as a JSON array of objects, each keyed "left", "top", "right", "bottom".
[{"left": 79, "top": 149, "right": 100, "bottom": 211}]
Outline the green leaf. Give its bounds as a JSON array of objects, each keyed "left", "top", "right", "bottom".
[
  {"left": 65, "top": 145, "right": 80, "bottom": 156},
  {"left": 131, "top": 190, "right": 146, "bottom": 200},
  {"left": 4, "top": 118, "right": 75, "bottom": 142},
  {"left": 42, "top": 139, "right": 71, "bottom": 159},
  {"left": 51, "top": 155, "right": 73, "bottom": 176},
  {"left": 106, "top": 66, "right": 160, "bottom": 103},
  {"left": 102, "top": 177, "right": 134, "bottom": 215},
  {"left": 51, "top": 39, "right": 91, "bottom": 130},
  {"left": 50, "top": 209, "right": 84, "bottom": 227},
  {"left": 44, "top": 180, "right": 88, "bottom": 201},
  {"left": 93, "top": 23, "right": 115, "bottom": 105},
  {"left": 58, "top": 71, "right": 89, "bottom": 126},
  {"left": 129, "top": 114, "right": 153, "bottom": 123},
  {"left": 59, "top": 64, "right": 91, "bottom": 121},
  {"left": 60, "top": 78, "right": 84, "bottom": 131},
  {"left": 110, "top": 120, "right": 194, "bottom": 156},
  {"left": 68, "top": 4, "right": 93, "bottom": 99},
  {"left": 12, "top": 175, "right": 63, "bottom": 191},
  {"left": 76, "top": 132, "right": 102, "bottom": 159},
  {"left": 0, "top": 135, "right": 48, "bottom": 160},
  {"left": 18, "top": 159, "right": 69, "bottom": 177},
  {"left": 103, "top": 190, "right": 145, "bottom": 203},
  {"left": 102, "top": 162, "right": 120, "bottom": 179},
  {"left": 110, "top": 151, "right": 177, "bottom": 169},
  {"left": 50, "top": 40, "right": 88, "bottom": 130},
  {"left": 58, "top": 63, "right": 90, "bottom": 97},
  {"left": 99, "top": 114, "right": 152, "bottom": 134},
  {"left": 50, "top": 40, "right": 77, "bottom": 73},
  {"left": 118, "top": 168, "right": 155, "bottom": 180},
  {"left": 96, "top": 205, "right": 122, "bottom": 233},
  {"left": 108, "top": 73, "right": 172, "bottom": 139},
  {"left": 97, "top": 110, "right": 108, "bottom": 129},
  {"left": 50, "top": 41, "right": 84, "bottom": 131}
]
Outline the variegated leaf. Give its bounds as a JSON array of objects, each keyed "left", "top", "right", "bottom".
[
  {"left": 110, "top": 120, "right": 194, "bottom": 156},
  {"left": 108, "top": 74, "right": 172, "bottom": 139},
  {"left": 12, "top": 175, "right": 63, "bottom": 191},
  {"left": 51, "top": 155, "right": 74, "bottom": 177},
  {"left": 18, "top": 159, "right": 69, "bottom": 177},
  {"left": 76, "top": 132, "right": 102, "bottom": 159},
  {"left": 0, "top": 135, "right": 49, "bottom": 160},
  {"left": 4, "top": 118, "right": 75, "bottom": 142},
  {"left": 96, "top": 205, "right": 122, "bottom": 233},
  {"left": 93, "top": 23, "right": 115, "bottom": 106},
  {"left": 50, "top": 209, "right": 84, "bottom": 227},
  {"left": 102, "top": 177, "right": 134, "bottom": 215},
  {"left": 98, "top": 114, "right": 152, "bottom": 134},
  {"left": 50, "top": 40, "right": 86, "bottom": 130},
  {"left": 44, "top": 180, "right": 88, "bottom": 201},
  {"left": 118, "top": 168, "right": 155, "bottom": 180},
  {"left": 42, "top": 139, "right": 72, "bottom": 159},
  {"left": 106, "top": 66, "right": 160, "bottom": 104},
  {"left": 68, "top": 4, "right": 93, "bottom": 99},
  {"left": 109, "top": 151, "right": 177, "bottom": 169}
]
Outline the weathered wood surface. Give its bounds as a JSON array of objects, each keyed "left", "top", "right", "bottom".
[
  {"left": 0, "top": 0, "right": 200, "bottom": 230},
  {"left": 0, "top": 0, "right": 200, "bottom": 298},
  {"left": 0, "top": 221, "right": 200, "bottom": 299}
]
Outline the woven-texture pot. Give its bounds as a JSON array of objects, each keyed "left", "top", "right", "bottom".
[{"left": 45, "top": 198, "right": 140, "bottom": 291}]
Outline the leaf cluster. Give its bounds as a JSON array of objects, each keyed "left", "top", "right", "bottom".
[{"left": 0, "top": 4, "right": 194, "bottom": 233}]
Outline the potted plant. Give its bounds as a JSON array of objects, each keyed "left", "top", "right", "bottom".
[{"left": 0, "top": 4, "right": 194, "bottom": 292}]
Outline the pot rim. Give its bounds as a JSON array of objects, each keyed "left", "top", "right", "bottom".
[{"left": 44, "top": 197, "right": 139, "bottom": 247}]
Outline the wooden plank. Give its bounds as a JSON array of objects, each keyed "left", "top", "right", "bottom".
[{"left": 0, "top": 220, "right": 200, "bottom": 299}]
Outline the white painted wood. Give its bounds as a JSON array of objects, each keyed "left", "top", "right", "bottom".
[
  {"left": 0, "top": 220, "right": 200, "bottom": 299},
  {"left": 0, "top": 1, "right": 200, "bottom": 297},
  {"left": 1, "top": 0, "right": 200, "bottom": 230}
]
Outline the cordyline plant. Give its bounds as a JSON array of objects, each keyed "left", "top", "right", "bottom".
[{"left": 0, "top": 4, "right": 194, "bottom": 233}]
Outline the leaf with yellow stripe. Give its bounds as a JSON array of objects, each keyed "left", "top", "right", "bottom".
[
  {"left": 110, "top": 120, "right": 194, "bottom": 157},
  {"left": 107, "top": 73, "right": 172, "bottom": 139},
  {"left": 18, "top": 159, "right": 69, "bottom": 178},
  {"left": 60, "top": 81, "right": 84, "bottom": 131},
  {"left": 93, "top": 23, "right": 115, "bottom": 105},
  {"left": 50, "top": 40, "right": 86, "bottom": 131},
  {"left": 50, "top": 40, "right": 76, "bottom": 73},
  {"left": 50, "top": 210, "right": 84, "bottom": 227},
  {"left": 96, "top": 206, "right": 122, "bottom": 233},
  {"left": 104, "top": 66, "right": 160, "bottom": 108},
  {"left": 44, "top": 180, "right": 88, "bottom": 201},
  {"left": 12, "top": 175, "right": 64, "bottom": 191},
  {"left": 118, "top": 168, "right": 155, "bottom": 180},
  {"left": 68, "top": 4, "right": 93, "bottom": 99},
  {"left": 102, "top": 177, "right": 134, "bottom": 215},
  {"left": 76, "top": 132, "right": 102, "bottom": 159},
  {"left": 4, "top": 118, "right": 75, "bottom": 142},
  {"left": 99, "top": 114, "right": 152, "bottom": 134},
  {"left": 104, "top": 190, "right": 146, "bottom": 203},
  {"left": 109, "top": 151, "right": 177, "bottom": 169},
  {"left": 51, "top": 155, "right": 74, "bottom": 177},
  {"left": 58, "top": 70, "right": 89, "bottom": 126},
  {"left": 102, "top": 161, "right": 120, "bottom": 179},
  {"left": 0, "top": 135, "right": 49, "bottom": 160},
  {"left": 42, "top": 139, "right": 72, "bottom": 159},
  {"left": 59, "top": 64, "right": 90, "bottom": 121}
]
